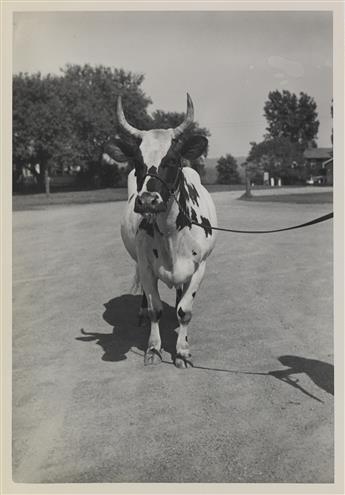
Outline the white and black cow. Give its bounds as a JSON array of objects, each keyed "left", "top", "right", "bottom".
[{"left": 112, "top": 94, "right": 217, "bottom": 368}]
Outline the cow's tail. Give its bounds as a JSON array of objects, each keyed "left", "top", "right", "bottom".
[{"left": 130, "top": 263, "right": 141, "bottom": 294}]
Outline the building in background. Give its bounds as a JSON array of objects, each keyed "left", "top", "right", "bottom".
[{"left": 303, "top": 147, "right": 333, "bottom": 185}]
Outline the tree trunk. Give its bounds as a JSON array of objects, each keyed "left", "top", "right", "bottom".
[
  {"left": 44, "top": 168, "right": 50, "bottom": 196},
  {"left": 245, "top": 174, "right": 252, "bottom": 197}
]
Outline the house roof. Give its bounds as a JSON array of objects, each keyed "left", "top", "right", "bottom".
[{"left": 304, "top": 148, "right": 333, "bottom": 160}]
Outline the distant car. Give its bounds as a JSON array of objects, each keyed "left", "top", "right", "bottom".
[{"left": 306, "top": 175, "right": 327, "bottom": 185}]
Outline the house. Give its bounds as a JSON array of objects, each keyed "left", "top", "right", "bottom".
[
  {"left": 323, "top": 157, "right": 333, "bottom": 186},
  {"left": 303, "top": 147, "right": 333, "bottom": 185}
]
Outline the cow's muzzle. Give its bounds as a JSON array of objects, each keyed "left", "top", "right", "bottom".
[{"left": 134, "top": 192, "right": 167, "bottom": 214}]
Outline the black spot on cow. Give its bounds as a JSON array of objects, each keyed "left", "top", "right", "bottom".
[
  {"left": 139, "top": 218, "right": 154, "bottom": 238},
  {"left": 192, "top": 292, "right": 196, "bottom": 298},
  {"left": 106, "top": 136, "right": 146, "bottom": 192},
  {"left": 153, "top": 248, "right": 159, "bottom": 258},
  {"left": 200, "top": 216, "right": 212, "bottom": 237},
  {"left": 177, "top": 307, "right": 192, "bottom": 324},
  {"left": 146, "top": 177, "right": 160, "bottom": 193},
  {"left": 187, "top": 183, "right": 199, "bottom": 206},
  {"left": 190, "top": 208, "right": 198, "bottom": 223},
  {"left": 175, "top": 287, "right": 183, "bottom": 309},
  {"left": 149, "top": 308, "right": 162, "bottom": 322},
  {"left": 192, "top": 250, "right": 197, "bottom": 256},
  {"left": 176, "top": 175, "right": 192, "bottom": 231},
  {"left": 146, "top": 167, "right": 160, "bottom": 193},
  {"left": 141, "top": 292, "right": 148, "bottom": 308},
  {"left": 178, "top": 307, "right": 186, "bottom": 319},
  {"left": 176, "top": 210, "right": 191, "bottom": 231},
  {"left": 132, "top": 150, "right": 147, "bottom": 192}
]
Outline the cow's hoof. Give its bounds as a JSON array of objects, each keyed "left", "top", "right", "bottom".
[
  {"left": 175, "top": 353, "right": 193, "bottom": 369},
  {"left": 144, "top": 348, "right": 162, "bottom": 365}
]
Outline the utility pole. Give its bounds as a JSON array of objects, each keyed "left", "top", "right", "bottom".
[
  {"left": 241, "top": 161, "right": 252, "bottom": 199},
  {"left": 44, "top": 168, "right": 50, "bottom": 196}
]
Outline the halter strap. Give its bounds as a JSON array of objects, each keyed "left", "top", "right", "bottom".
[{"left": 142, "top": 167, "right": 182, "bottom": 195}]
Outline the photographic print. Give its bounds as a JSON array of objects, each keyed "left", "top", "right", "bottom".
[{"left": 4, "top": 1, "right": 341, "bottom": 491}]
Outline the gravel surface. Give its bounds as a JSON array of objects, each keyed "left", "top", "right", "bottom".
[{"left": 12, "top": 190, "right": 333, "bottom": 483}]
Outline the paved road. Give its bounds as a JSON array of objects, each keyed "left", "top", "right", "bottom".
[{"left": 12, "top": 191, "right": 333, "bottom": 483}]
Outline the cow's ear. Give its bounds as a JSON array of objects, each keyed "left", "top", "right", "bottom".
[
  {"left": 104, "top": 139, "right": 136, "bottom": 163},
  {"left": 180, "top": 135, "right": 208, "bottom": 160}
]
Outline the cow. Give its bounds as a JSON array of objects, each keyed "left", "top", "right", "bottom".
[{"left": 112, "top": 94, "right": 217, "bottom": 368}]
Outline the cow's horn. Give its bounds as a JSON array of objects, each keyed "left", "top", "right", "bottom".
[
  {"left": 173, "top": 93, "right": 194, "bottom": 137},
  {"left": 117, "top": 96, "right": 143, "bottom": 138}
]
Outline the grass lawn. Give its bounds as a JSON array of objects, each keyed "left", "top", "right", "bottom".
[
  {"left": 12, "top": 185, "right": 332, "bottom": 211},
  {"left": 241, "top": 192, "right": 333, "bottom": 204},
  {"left": 13, "top": 185, "right": 247, "bottom": 210},
  {"left": 13, "top": 188, "right": 129, "bottom": 211}
]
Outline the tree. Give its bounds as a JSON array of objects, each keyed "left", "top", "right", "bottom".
[
  {"left": 150, "top": 110, "right": 210, "bottom": 177},
  {"left": 13, "top": 72, "right": 72, "bottom": 193},
  {"left": 59, "top": 64, "right": 152, "bottom": 178},
  {"left": 264, "top": 90, "right": 319, "bottom": 147},
  {"left": 13, "top": 65, "right": 153, "bottom": 191},
  {"left": 13, "top": 65, "right": 211, "bottom": 192},
  {"left": 246, "top": 137, "right": 306, "bottom": 185},
  {"left": 216, "top": 154, "right": 240, "bottom": 184}
]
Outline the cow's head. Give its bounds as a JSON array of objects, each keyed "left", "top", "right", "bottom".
[{"left": 108, "top": 94, "right": 208, "bottom": 215}]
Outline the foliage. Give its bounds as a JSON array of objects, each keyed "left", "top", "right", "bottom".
[
  {"left": 60, "top": 64, "right": 152, "bottom": 168},
  {"left": 264, "top": 90, "right": 319, "bottom": 147},
  {"left": 13, "top": 72, "right": 72, "bottom": 188},
  {"left": 13, "top": 65, "right": 152, "bottom": 191},
  {"left": 244, "top": 90, "right": 321, "bottom": 186},
  {"left": 13, "top": 67, "right": 211, "bottom": 191},
  {"left": 246, "top": 137, "right": 306, "bottom": 185},
  {"left": 216, "top": 154, "right": 240, "bottom": 184}
]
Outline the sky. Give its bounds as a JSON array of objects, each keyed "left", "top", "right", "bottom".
[{"left": 13, "top": 10, "right": 333, "bottom": 157}]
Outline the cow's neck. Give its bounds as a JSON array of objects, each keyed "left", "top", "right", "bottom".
[
  {"left": 154, "top": 178, "right": 197, "bottom": 269},
  {"left": 155, "top": 195, "right": 180, "bottom": 236},
  {"left": 154, "top": 169, "right": 189, "bottom": 231},
  {"left": 154, "top": 198, "right": 182, "bottom": 270}
]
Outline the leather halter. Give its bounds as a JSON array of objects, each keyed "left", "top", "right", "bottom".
[{"left": 141, "top": 166, "right": 183, "bottom": 198}]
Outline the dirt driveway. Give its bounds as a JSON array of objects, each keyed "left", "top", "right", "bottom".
[{"left": 12, "top": 190, "right": 333, "bottom": 483}]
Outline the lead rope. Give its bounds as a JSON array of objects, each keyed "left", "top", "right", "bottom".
[{"left": 144, "top": 170, "right": 333, "bottom": 234}]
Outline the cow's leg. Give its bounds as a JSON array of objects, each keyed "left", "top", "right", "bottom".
[
  {"left": 139, "top": 270, "right": 163, "bottom": 365},
  {"left": 175, "top": 262, "right": 206, "bottom": 369},
  {"left": 175, "top": 286, "right": 183, "bottom": 310},
  {"left": 138, "top": 291, "right": 148, "bottom": 326}
]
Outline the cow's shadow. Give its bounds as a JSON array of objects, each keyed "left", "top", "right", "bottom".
[{"left": 76, "top": 294, "right": 178, "bottom": 362}]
